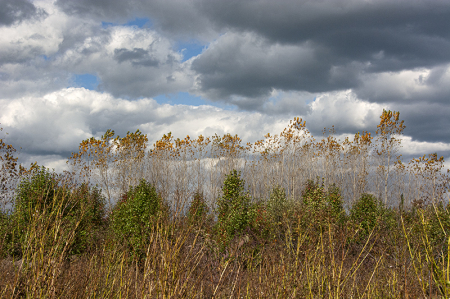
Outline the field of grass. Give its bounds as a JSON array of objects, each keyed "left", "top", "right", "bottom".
[{"left": 0, "top": 109, "right": 449, "bottom": 298}]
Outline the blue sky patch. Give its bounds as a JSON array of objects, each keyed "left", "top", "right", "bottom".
[
  {"left": 102, "top": 17, "right": 151, "bottom": 29},
  {"left": 175, "top": 41, "right": 205, "bottom": 62},
  {"left": 40, "top": 55, "right": 50, "bottom": 61},
  {"left": 154, "top": 92, "right": 236, "bottom": 111},
  {"left": 305, "top": 97, "right": 316, "bottom": 105},
  {"left": 72, "top": 74, "right": 100, "bottom": 90},
  {"left": 154, "top": 92, "right": 209, "bottom": 106}
]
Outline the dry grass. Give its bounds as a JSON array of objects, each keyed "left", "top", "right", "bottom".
[{"left": 1, "top": 202, "right": 449, "bottom": 298}]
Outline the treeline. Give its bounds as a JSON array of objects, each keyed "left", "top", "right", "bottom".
[
  {"left": 0, "top": 109, "right": 449, "bottom": 297},
  {"left": 63, "top": 109, "right": 448, "bottom": 212}
]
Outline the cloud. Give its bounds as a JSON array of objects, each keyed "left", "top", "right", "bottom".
[
  {"left": 114, "top": 48, "right": 159, "bottom": 66},
  {"left": 65, "top": 26, "right": 193, "bottom": 98},
  {"left": 197, "top": 0, "right": 450, "bottom": 69},
  {"left": 355, "top": 65, "right": 450, "bottom": 104},
  {"left": 55, "top": 0, "right": 138, "bottom": 23},
  {"left": 55, "top": 0, "right": 217, "bottom": 41},
  {"left": 1, "top": 88, "right": 449, "bottom": 174},
  {"left": 0, "top": 88, "right": 292, "bottom": 170},
  {"left": 0, "top": 2, "right": 193, "bottom": 99},
  {"left": 55, "top": 0, "right": 450, "bottom": 69},
  {"left": 0, "top": 0, "right": 46, "bottom": 26},
  {"left": 301, "top": 90, "right": 384, "bottom": 136},
  {"left": 191, "top": 32, "right": 362, "bottom": 103}
]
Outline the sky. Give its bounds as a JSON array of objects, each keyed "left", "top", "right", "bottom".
[{"left": 0, "top": 0, "right": 450, "bottom": 172}]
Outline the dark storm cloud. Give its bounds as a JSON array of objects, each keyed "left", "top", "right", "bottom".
[
  {"left": 54, "top": 0, "right": 450, "bottom": 72},
  {"left": 55, "top": 0, "right": 215, "bottom": 39},
  {"left": 91, "top": 0, "right": 450, "bottom": 69},
  {"left": 114, "top": 48, "right": 149, "bottom": 62},
  {"left": 194, "top": 0, "right": 450, "bottom": 69},
  {"left": 0, "top": 0, "right": 46, "bottom": 26},
  {"left": 391, "top": 102, "right": 450, "bottom": 143},
  {"left": 189, "top": 0, "right": 450, "bottom": 100},
  {"left": 55, "top": 0, "right": 450, "bottom": 93},
  {"left": 191, "top": 32, "right": 363, "bottom": 102}
]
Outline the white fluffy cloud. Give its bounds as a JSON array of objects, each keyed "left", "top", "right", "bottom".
[
  {"left": 2, "top": 87, "right": 448, "bottom": 174},
  {"left": 356, "top": 65, "right": 450, "bottom": 104},
  {"left": 0, "top": 88, "right": 292, "bottom": 172}
]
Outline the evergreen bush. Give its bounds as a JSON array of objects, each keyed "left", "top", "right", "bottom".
[
  {"left": 10, "top": 166, "right": 105, "bottom": 256},
  {"left": 302, "top": 179, "right": 344, "bottom": 225},
  {"left": 215, "top": 170, "right": 252, "bottom": 251},
  {"left": 349, "top": 193, "right": 384, "bottom": 242},
  {"left": 111, "top": 179, "right": 164, "bottom": 257}
]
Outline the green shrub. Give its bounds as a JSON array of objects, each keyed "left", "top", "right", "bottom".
[
  {"left": 264, "top": 185, "right": 288, "bottom": 241},
  {"left": 349, "top": 193, "right": 384, "bottom": 242},
  {"left": 187, "top": 191, "right": 209, "bottom": 226},
  {"left": 266, "top": 185, "right": 287, "bottom": 224},
  {"left": 10, "top": 166, "right": 105, "bottom": 256},
  {"left": 424, "top": 202, "right": 450, "bottom": 250},
  {"left": 327, "top": 184, "right": 344, "bottom": 220},
  {"left": 215, "top": 170, "right": 252, "bottom": 251},
  {"left": 111, "top": 179, "right": 164, "bottom": 257},
  {"left": 11, "top": 167, "right": 67, "bottom": 257},
  {"left": 302, "top": 179, "right": 344, "bottom": 225},
  {"left": 68, "top": 183, "right": 106, "bottom": 254},
  {"left": 14, "top": 167, "right": 60, "bottom": 227}
]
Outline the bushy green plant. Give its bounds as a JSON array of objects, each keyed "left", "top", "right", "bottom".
[
  {"left": 264, "top": 185, "right": 288, "bottom": 241},
  {"left": 266, "top": 185, "right": 287, "bottom": 224},
  {"left": 327, "top": 184, "right": 344, "bottom": 219},
  {"left": 302, "top": 179, "right": 326, "bottom": 212},
  {"left": 187, "top": 191, "right": 209, "bottom": 226},
  {"left": 10, "top": 166, "right": 105, "bottom": 256},
  {"left": 215, "top": 170, "right": 252, "bottom": 250},
  {"left": 68, "top": 183, "right": 106, "bottom": 254},
  {"left": 424, "top": 202, "right": 450, "bottom": 250},
  {"left": 302, "top": 179, "right": 344, "bottom": 224},
  {"left": 349, "top": 193, "right": 384, "bottom": 242},
  {"left": 111, "top": 179, "right": 164, "bottom": 257},
  {"left": 11, "top": 167, "right": 67, "bottom": 257},
  {"left": 14, "top": 167, "right": 60, "bottom": 227}
]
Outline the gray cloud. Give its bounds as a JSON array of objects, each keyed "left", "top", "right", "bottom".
[
  {"left": 354, "top": 65, "right": 450, "bottom": 105},
  {"left": 196, "top": 0, "right": 450, "bottom": 69},
  {"left": 53, "top": 0, "right": 450, "bottom": 99},
  {"left": 0, "top": 0, "right": 46, "bottom": 26},
  {"left": 390, "top": 102, "right": 450, "bottom": 144},
  {"left": 56, "top": 0, "right": 450, "bottom": 69},
  {"left": 55, "top": 0, "right": 216, "bottom": 40},
  {"left": 55, "top": 0, "right": 137, "bottom": 23},
  {"left": 114, "top": 48, "right": 159, "bottom": 67},
  {"left": 0, "top": 8, "right": 192, "bottom": 99},
  {"left": 191, "top": 32, "right": 362, "bottom": 102}
]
